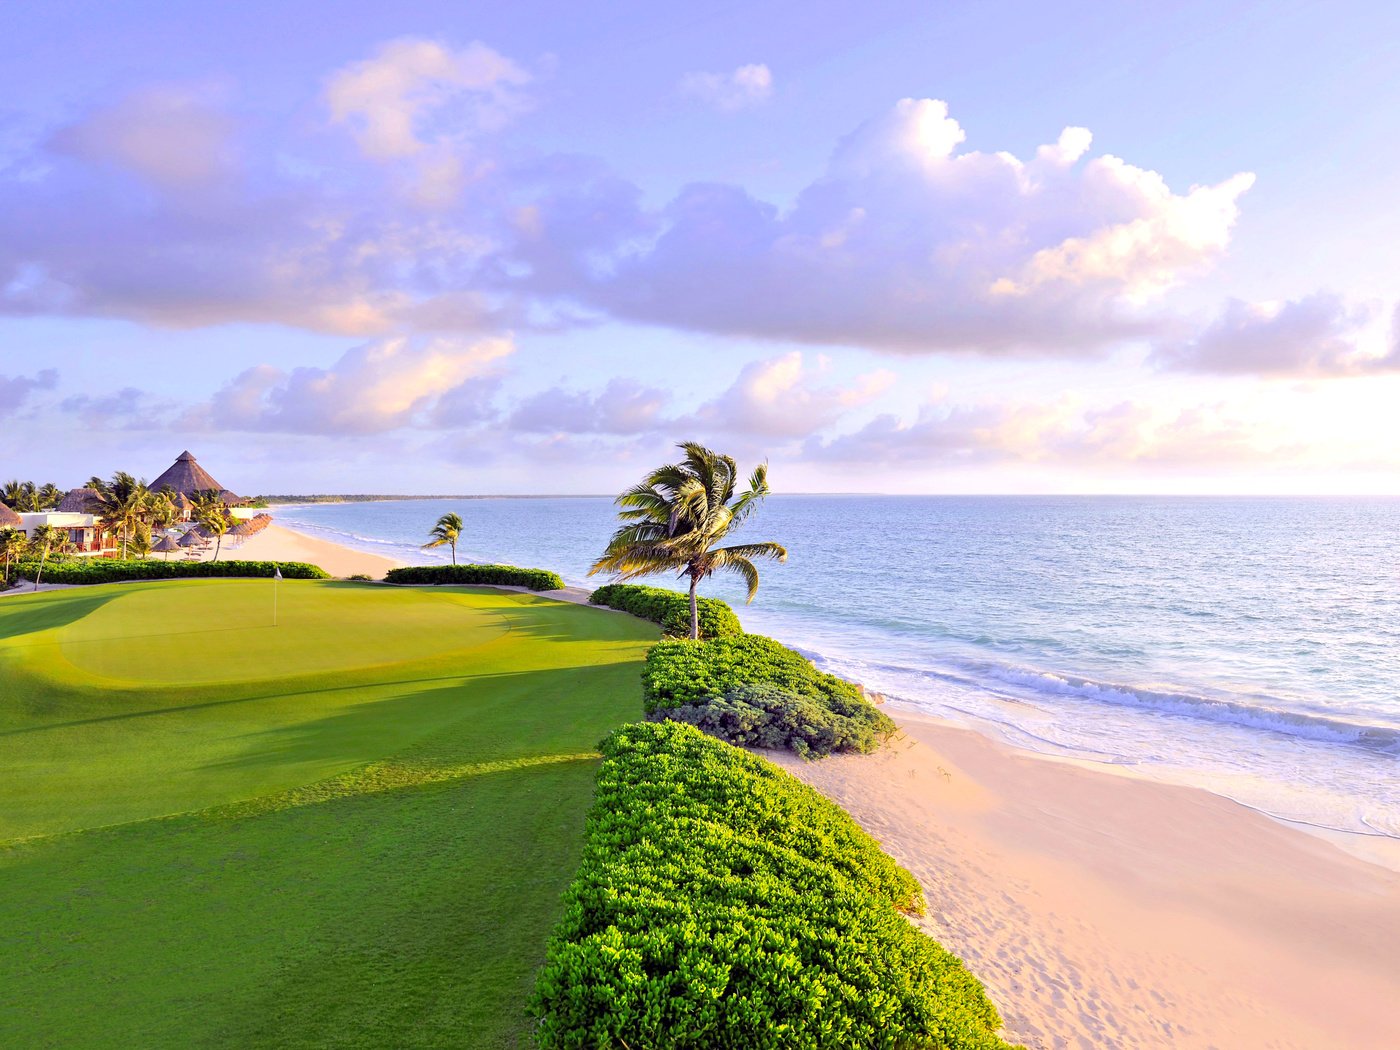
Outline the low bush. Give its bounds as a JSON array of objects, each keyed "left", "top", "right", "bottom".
[
  {"left": 588, "top": 583, "right": 743, "bottom": 638},
  {"left": 12, "top": 559, "right": 329, "bottom": 584},
  {"left": 383, "top": 563, "right": 565, "bottom": 591},
  {"left": 532, "top": 721, "right": 1014, "bottom": 1050},
  {"left": 641, "top": 634, "right": 895, "bottom": 756}
]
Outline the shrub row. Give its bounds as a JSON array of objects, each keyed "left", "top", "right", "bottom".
[
  {"left": 383, "top": 563, "right": 565, "bottom": 591},
  {"left": 642, "top": 634, "right": 896, "bottom": 757},
  {"left": 588, "top": 583, "right": 743, "bottom": 638},
  {"left": 13, "top": 559, "right": 329, "bottom": 584},
  {"left": 532, "top": 721, "right": 1013, "bottom": 1049}
]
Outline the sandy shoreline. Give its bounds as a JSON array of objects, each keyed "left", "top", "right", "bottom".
[{"left": 767, "top": 708, "right": 1400, "bottom": 1049}]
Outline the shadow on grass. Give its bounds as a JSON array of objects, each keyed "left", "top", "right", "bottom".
[{"left": 0, "top": 589, "right": 123, "bottom": 639}]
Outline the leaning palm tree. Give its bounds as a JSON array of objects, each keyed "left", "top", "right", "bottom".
[
  {"left": 192, "top": 493, "right": 230, "bottom": 562},
  {"left": 422, "top": 512, "right": 464, "bottom": 565},
  {"left": 31, "top": 524, "right": 66, "bottom": 589},
  {"left": 590, "top": 442, "right": 787, "bottom": 639}
]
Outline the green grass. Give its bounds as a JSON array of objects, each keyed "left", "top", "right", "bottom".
[{"left": 0, "top": 579, "right": 659, "bottom": 1048}]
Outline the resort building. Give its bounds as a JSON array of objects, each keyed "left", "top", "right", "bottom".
[{"left": 148, "top": 450, "right": 245, "bottom": 508}]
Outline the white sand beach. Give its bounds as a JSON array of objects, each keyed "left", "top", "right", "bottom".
[
  {"left": 767, "top": 708, "right": 1400, "bottom": 1050},
  {"left": 213, "top": 523, "right": 405, "bottom": 578}
]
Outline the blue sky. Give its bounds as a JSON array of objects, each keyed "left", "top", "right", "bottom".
[{"left": 2, "top": 1, "right": 1398, "bottom": 494}]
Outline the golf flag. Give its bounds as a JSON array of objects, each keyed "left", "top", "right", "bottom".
[
  {"left": 273, "top": 565, "right": 281, "bottom": 627},
  {"left": 274, "top": 566, "right": 282, "bottom": 580}
]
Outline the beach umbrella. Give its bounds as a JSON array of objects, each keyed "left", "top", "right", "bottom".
[
  {"left": 0, "top": 502, "right": 21, "bottom": 529},
  {"left": 151, "top": 534, "right": 181, "bottom": 559},
  {"left": 178, "top": 528, "right": 207, "bottom": 548},
  {"left": 227, "top": 520, "right": 259, "bottom": 546}
]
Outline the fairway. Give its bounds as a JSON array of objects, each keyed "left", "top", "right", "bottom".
[{"left": 0, "top": 579, "right": 658, "bottom": 1048}]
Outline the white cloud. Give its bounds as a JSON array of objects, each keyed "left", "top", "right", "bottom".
[
  {"left": 202, "top": 335, "right": 513, "bottom": 434},
  {"left": 513, "top": 98, "right": 1255, "bottom": 355},
  {"left": 1154, "top": 293, "right": 1397, "bottom": 376},
  {"left": 679, "top": 64, "right": 773, "bottom": 111},
  {"left": 325, "top": 37, "right": 529, "bottom": 206},
  {"left": 805, "top": 396, "right": 1292, "bottom": 467},
  {"left": 48, "top": 84, "right": 238, "bottom": 188},
  {"left": 508, "top": 378, "right": 669, "bottom": 434},
  {"left": 687, "top": 351, "right": 894, "bottom": 437}
]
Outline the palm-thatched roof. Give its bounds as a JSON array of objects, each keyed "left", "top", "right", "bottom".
[
  {"left": 178, "top": 527, "right": 208, "bottom": 547},
  {"left": 149, "top": 451, "right": 227, "bottom": 499},
  {"left": 0, "top": 502, "right": 22, "bottom": 528},
  {"left": 151, "top": 534, "right": 182, "bottom": 553},
  {"left": 58, "top": 487, "right": 102, "bottom": 513},
  {"left": 228, "top": 519, "right": 259, "bottom": 537}
]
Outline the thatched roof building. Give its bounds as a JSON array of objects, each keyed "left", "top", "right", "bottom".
[
  {"left": 149, "top": 451, "right": 241, "bottom": 503},
  {"left": 0, "top": 502, "right": 22, "bottom": 528},
  {"left": 58, "top": 487, "right": 101, "bottom": 513}
]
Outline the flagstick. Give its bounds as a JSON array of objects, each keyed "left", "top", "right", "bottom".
[{"left": 273, "top": 570, "right": 279, "bottom": 628}]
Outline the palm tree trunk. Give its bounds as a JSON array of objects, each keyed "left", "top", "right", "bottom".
[
  {"left": 688, "top": 571, "right": 700, "bottom": 640},
  {"left": 451, "top": 540, "right": 457, "bottom": 565},
  {"left": 120, "top": 523, "right": 128, "bottom": 559},
  {"left": 214, "top": 534, "right": 223, "bottom": 562}
]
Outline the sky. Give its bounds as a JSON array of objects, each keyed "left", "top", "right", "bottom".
[{"left": 2, "top": 0, "right": 1399, "bottom": 495}]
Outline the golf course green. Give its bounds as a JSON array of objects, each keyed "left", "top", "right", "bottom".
[{"left": 0, "top": 578, "right": 659, "bottom": 1048}]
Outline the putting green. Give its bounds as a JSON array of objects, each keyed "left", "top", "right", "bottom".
[
  {"left": 0, "top": 578, "right": 659, "bottom": 1049},
  {"left": 51, "top": 580, "right": 511, "bottom": 684}
]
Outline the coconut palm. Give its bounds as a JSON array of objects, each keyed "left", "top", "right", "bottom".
[
  {"left": 590, "top": 442, "right": 787, "bottom": 639},
  {"left": 422, "top": 512, "right": 464, "bottom": 565},
  {"left": 3, "top": 480, "right": 37, "bottom": 512},
  {"left": 87, "top": 472, "right": 151, "bottom": 559},
  {"left": 192, "top": 493, "right": 230, "bottom": 562},
  {"left": 0, "top": 528, "right": 28, "bottom": 585},
  {"left": 37, "top": 483, "right": 63, "bottom": 510},
  {"left": 30, "top": 524, "right": 66, "bottom": 589}
]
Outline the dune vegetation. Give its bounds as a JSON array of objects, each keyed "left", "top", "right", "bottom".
[{"left": 0, "top": 578, "right": 657, "bottom": 1049}]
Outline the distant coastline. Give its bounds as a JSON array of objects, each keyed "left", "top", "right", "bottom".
[{"left": 259, "top": 493, "right": 614, "bottom": 504}]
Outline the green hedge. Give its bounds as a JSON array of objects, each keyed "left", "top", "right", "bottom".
[
  {"left": 642, "top": 634, "right": 896, "bottom": 757},
  {"left": 589, "top": 583, "right": 743, "bottom": 638},
  {"left": 383, "top": 563, "right": 565, "bottom": 591},
  {"left": 532, "top": 722, "right": 1014, "bottom": 1050},
  {"left": 13, "top": 559, "right": 329, "bottom": 584}
]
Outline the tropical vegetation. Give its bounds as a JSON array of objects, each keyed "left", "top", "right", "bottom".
[
  {"left": 422, "top": 511, "right": 465, "bottom": 564},
  {"left": 1, "top": 479, "right": 63, "bottom": 511},
  {"left": 588, "top": 582, "right": 743, "bottom": 638},
  {"left": 590, "top": 442, "right": 787, "bottom": 639},
  {"left": 10, "top": 559, "right": 329, "bottom": 584},
  {"left": 532, "top": 721, "right": 1016, "bottom": 1049},
  {"left": 642, "top": 634, "right": 896, "bottom": 757},
  {"left": 384, "top": 563, "right": 565, "bottom": 591}
]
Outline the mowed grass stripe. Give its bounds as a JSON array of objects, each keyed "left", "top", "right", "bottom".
[{"left": 0, "top": 579, "right": 658, "bottom": 1049}]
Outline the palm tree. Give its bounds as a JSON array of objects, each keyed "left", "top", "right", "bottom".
[
  {"left": 192, "top": 492, "right": 230, "bottom": 562},
  {"left": 37, "top": 483, "right": 63, "bottom": 510},
  {"left": 87, "top": 472, "right": 150, "bottom": 559},
  {"left": 423, "top": 512, "right": 464, "bottom": 565},
  {"left": 590, "top": 442, "right": 787, "bottom": 639},
  {"left": 0, "top": 528, "right": 28, "bottom": 585},
  {"left": 31, "top": 524, "right": 66, "bottom": 589},
  {"left": 3, "top": 480, "right": 37, "bottom": 512}
]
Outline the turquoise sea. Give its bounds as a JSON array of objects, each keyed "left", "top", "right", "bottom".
[{"left": 271, "top": 495, "right": 1400, "bottom": 843}]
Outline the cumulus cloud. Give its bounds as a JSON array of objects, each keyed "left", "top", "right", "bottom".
[
  {"left": 48, "top": 84, "right": 238, "bottom": 188},
  {"left": 806, "top": 396, "right": 1288, "bottom": 466},
  {"left": 201, "top": 334, "right": 512, "bottom": 434},
  {"left": 0, "top": 368, "right": 57, "bottom": 417},
  {"left": 509, "top": 98, "right": 1254, "bottom": 355},
  {"left": 326, "top": 37, "right": 529, "bottom": 206},
  {"left": 687, "top": 351, "right": 894, "bottom": 437},
  {"left": 58, "top": 386, "right": 172, "bottom": 429},
  {"left": 1154, "top": 293, "right": 1398, "bottom": 376},
  {"left": 679, "top": 64, "right": 773, "bottom": 111},
  {"left": 508, "top": 378, "right": 669, "bottom": 434}
]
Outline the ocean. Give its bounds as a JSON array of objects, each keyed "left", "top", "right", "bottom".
[{"left": 271, "top": 495, "right": 1400, "bottom": 843}]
